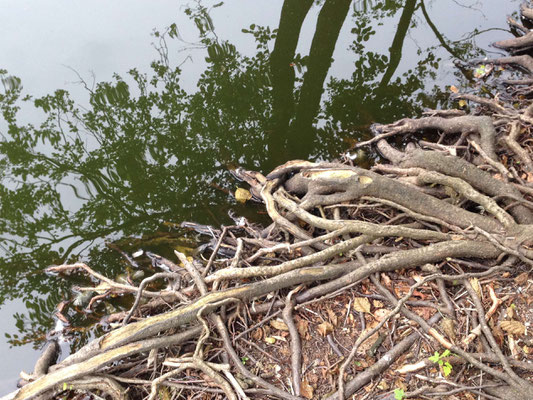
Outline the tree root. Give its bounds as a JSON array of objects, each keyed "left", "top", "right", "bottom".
[{"left": 12, "top": 5, "right": 533, "bottom": 399}]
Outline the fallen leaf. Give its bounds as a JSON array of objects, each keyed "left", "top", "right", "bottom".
[
  {"left": 316, "top": 321, "right": 334, "bottom": 337},
  {"left": 515, "top": 272, "right": 529, "bottom": 286},
  {"left": 252, "top": 328, "right": 263, "bottom": 341},
  {"left": 327, "top": 308, "right": 338, "bottom": 326},
  {"left": 300, "top": 380, "right": 314, "bottom": 399},
  {"left": 296, "top": 319, "right": 309, "bottom": 338},
  {"left": 373, "top": 308, "right": 389, "bottom": 322},
  {"left": 235, "top": 187, "right": 252, "bottom": 203},
  {"left": 450, "top": 85, "right": 459, "bottom": 93},
  {"left": 441, "top": 318, "right": 456, "bottom": 342},
  {"left": 470, "top": 278, "right": 481, "bottom": 297},
  {"left": 264, "top": 336, "right": 276, "bottom": 344},
  {"left": 353, "top": 297, "right": 371, "bottom": 313},
  {"left": 270, "top": 319, "right": 289, "bottom": 331},
  {"left": 500, "top": 320, "right": 526, "bottom": 336},
  {"left": 358, "top": 175, "right": 373, "bottom": 184},
  {"left": 473, "top": 64, "right": 493, "bottom": 79},
  {"left": 372, "top": 300, "right": 383, "bottom": 308}
]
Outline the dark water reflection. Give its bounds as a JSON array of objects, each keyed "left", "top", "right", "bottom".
[{"left": 0, "top": 0, "right": 519, "bottom": 391}]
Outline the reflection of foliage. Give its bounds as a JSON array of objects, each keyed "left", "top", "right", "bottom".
[{"left": 0, "top": 0, "right": 489, "bottom": 347}]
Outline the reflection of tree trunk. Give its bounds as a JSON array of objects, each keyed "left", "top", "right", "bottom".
[
  {"left": 270, "top": 0, "right": 313, "bottom": 135},
  {"left": 419, "top": 0, "right": 460, "bottom": 59},
  {"left": 290, "top": 0, "right": 352, "bottom": 159},
  {"left": 377, "top": 0, "right": 417, "bottom": 91}
]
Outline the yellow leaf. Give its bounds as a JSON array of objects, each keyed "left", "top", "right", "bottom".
[
  {"left": 373, "top": 300, "right": 383, "bottom": 308},
  {"left": 458, "top": 99, "right": 467, "bottom": 108},
  {"left": 264, "top": 336, "right": 276, "bottom": 344},
  {"left": 270, "top": 319, "right": 289, "bottom": 331},
  {"left": 353, "top": 297, "right": 371, "bottom": 313},
  {"left": 358, "top": 175, "right": 373, "bottom": 184},
  {"left": 235, "top": 187, "right": 252, "bottom": 203}
]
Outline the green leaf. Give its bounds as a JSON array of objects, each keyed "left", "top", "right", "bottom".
[
  {"left": 441, "top": 349, "right": 451, "bottom": 358},
  {"left": 394, "top": 388, "right": 405, "bottom": 400},
  {"left": 443, "top": 362, "right": 452, "bottom": 377},
  {"left": 428, "top": 351, "right": 440, "bottom": 363}
]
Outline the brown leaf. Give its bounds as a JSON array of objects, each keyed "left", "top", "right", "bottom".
[
  {"left": 327, "top": 308, "right": 338, "bottom": 326},
  {"left": 300, "top": 380, "right": 314, "bottom": 399},
  {"left": 252, "top": 328, "right": 263, "bottom": 341},
  {"left": 515, "top": 272, "right": 529, "bottom": 286},
  {"left": 296, "top": 318, "right": 309, "bottom": 338},
  {"left": 500, "top": 320, "right": 526, "bottom": 336},
  {"left": 450, "top": 85, "right": 459, "bottom": 93},
  {"left": 270, "top": 319, "right": 289, "bottom": 331},
  {"left": 441, "top": 318, "right": 456, "bottom": 342},
  {"left": 353, "top": 297, "right": 371, "bottom": 313},
  {"left": 316, "top": 321, "right": 334, "bottom": 337}
]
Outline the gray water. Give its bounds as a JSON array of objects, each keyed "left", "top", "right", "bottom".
[{"left": 0, "top": 0, "right": 519, "bottom": 392}]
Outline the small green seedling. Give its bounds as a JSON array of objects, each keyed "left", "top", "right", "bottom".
[
  {"left": 241, "top": 356, "right": 249, "bottom": 365},
  {"left": 394, "top": 388, "right": 406, "bottom": 400},
  {"left": 429, "top": 349, "right": 453, "bottom": 376}
]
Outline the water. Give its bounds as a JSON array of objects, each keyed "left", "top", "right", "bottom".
[{"left": 0, "top": 0, "right": 519, "bottom": 392}]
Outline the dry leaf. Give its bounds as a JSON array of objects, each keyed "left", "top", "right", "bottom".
[
  {"left": 358, "top": 175, "right": 373, "bottom": 184},
  {"left": 500, "top": 320, "right": 526, "bottom": 336},
  {"left": 470, "top": 278, "right": 481, "bottom": 297},
  {"left": 373, "top": 308, "right": 389, "bottom": 322},
  {"left": 252, "top": 328, "right": 263, "bottom": 341},
  {"left": 441, "top": 318, "right": 456, "bottom": 342},
  {"left": 353, "top": 297, "right": 371, "bottom": 313},
  {"left": 450, "top": 85, "right": 459, "bottom": 93},
  {"left": 235, "top": 187, "right": 252, "bottom": 203},
  {"left": 296, "top": 319, "right": 309, "bottom": 338},
  {"left": 316, "top": 321, "right": 334, "bottom": 337},
  {"left": 327, "top": 308, "right": 338, "bottom": 326},
  {"left": 515, "top": 272, "right": 529, "bottom": 286},
  {"left": 300, "top": 380, "right": 314, "bottom": 399},
  {"left": 270, "top": 319, "right": 289, "bottom": 331},
  {"left": 372, "top": 300, "right": 383, "bottom": 308},
  {"left": 381, "top": 273, "right": 392, "bottom": 287}
]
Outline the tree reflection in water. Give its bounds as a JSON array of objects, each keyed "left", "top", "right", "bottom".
[{"left": 0, "top": 0, "right": 485, "bottom": 351}]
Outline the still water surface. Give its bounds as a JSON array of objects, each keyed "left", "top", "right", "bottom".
[{"left": 0, "top": 0, "right": 519, "bottom": 392}]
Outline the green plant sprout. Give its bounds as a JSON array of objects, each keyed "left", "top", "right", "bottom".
[
  {"left": 429, "top": 349, "right": 453, "bottom": 376},
  {"left": 394, "top": 388, "right": 406, "bottom": 400}
]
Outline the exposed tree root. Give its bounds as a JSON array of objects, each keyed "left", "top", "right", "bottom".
[{"left": 7, "top": 5, "right": 533, "bottom": 400}]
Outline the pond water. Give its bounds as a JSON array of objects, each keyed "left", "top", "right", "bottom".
[{"left": 0, "top": 0, "right": 520, "bottom": 392}]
